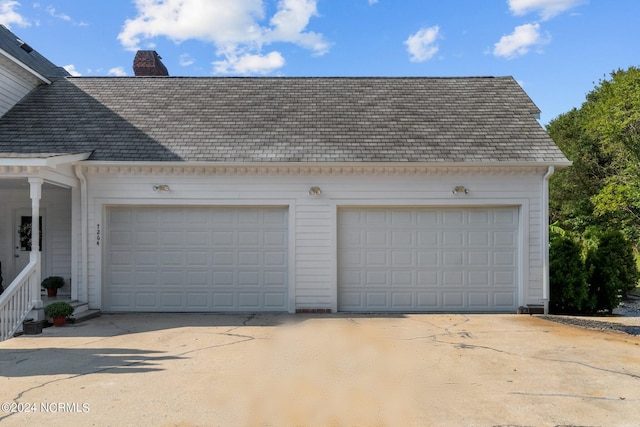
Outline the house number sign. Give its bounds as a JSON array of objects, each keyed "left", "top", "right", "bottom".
[{"left": 96, "top": 224, "right": 100, "bottom": 246}]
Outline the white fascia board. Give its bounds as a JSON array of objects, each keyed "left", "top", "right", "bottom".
[
  {"left": 0, "top": 152, "right": 92, "bottom": 167},
  {"left": 45, "top": 152, "right": 93, "bottom": 167},
  {"left": 0, "top": 48, "right": 51, "bottom": 85},
  {"left": 79, "top": 160, "right": 573, "bottom": 169},
  {"left": 40, "top": 169, "right": 79, "bottom": 188}
]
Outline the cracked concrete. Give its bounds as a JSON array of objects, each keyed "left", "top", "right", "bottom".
[{"left": 1, "top": 313, "right": 639, "bottom": 426}]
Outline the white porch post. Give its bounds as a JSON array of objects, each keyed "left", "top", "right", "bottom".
[
  {"left": 29, "top": 177, "right": 43, "bottom": 309},
  {"left": 542, "top": 166, "right": 555, "bottom": 314}
]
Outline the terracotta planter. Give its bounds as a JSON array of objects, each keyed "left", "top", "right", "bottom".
[
  {"left": 52, "top": 316, "right": 66, "bottom": 327},
  {"left": 47, "top": 288, "right": 58, "bottom": 297}
]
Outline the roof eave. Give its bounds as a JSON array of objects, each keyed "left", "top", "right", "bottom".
[
  {"left": 0, "top": 152, "right": 93, "bottom": 167},
  {"left": 0, "top": 47, "right": 51, "bottom": 84},
  {"left": 78, "top": 160, "right": 573, "bottom": 168}
]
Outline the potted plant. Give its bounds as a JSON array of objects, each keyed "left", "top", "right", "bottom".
[
  {"left": 41, "top": 276, "right": 65, "bottom": 297},
  {"left": 44, "top": 301, "right": 74, "bottom": 327}
]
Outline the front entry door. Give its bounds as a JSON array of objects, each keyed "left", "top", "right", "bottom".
[{"left": 12, "top": 209, "right": 43, "bottom": 282}]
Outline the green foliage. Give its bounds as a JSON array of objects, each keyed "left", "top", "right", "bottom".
[
  {"left": 547, "top": 67, "right": 640, "bottom": 244},
  {"left": 41, "top": 276, "right": 65, "bottom": 290},
  {"left": 583, "top": 68, "right": 640, "bottom": 158},
  {"left": 590, "top": 176, "right": 640, "bottom": 243},
  {"left": 549, "top": 234, "right": 590, "bottom": 314},
  {"left": 549, "top": 226, "right": 639, "bottom": 314},
  {"left": 549, "top": 221, "right": 570, "bottom": 239},
  {"left": 547, "top": 68, "right": 640, "bottom": 311},
  {"left": 548, "top": 108, "right": 608, "bottom": 232},
  {"left": 44, "top": 301, "right": 74, "bottom": 318},
  {"left": 581, "top": 226, "right": 605, "bottom": 256},
  {"left": 585, "top": 230, "right": 640, "bottom": 313}
]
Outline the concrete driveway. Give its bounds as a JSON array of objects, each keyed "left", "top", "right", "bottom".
[{"left": 1, "top": 313, "right": 639, "bottom": 427}]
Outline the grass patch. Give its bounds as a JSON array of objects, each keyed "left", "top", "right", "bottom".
[{"left": 629, "top": 286, "right": 640, "bottom": 298}]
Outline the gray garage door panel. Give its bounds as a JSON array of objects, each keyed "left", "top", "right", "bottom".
[
  {"left": 338, "top": 207, "right": 519, "bottom": 312},
  {"left": 105, "top": 206, "right": 288, "bottom": 312}
]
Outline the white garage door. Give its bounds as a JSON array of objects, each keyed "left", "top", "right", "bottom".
[
  {"left": 104, "top": 206, "right": 288, "bottom": 312},
  {"left": 338, "top": 207, "right": 519, "bottom": 312}
]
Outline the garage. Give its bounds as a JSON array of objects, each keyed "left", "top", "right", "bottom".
[
  {"left": 104, "top": 206, "right": 288, "bottom": 312},
  {"left": 338, "top": 207, "right": 519, "bottom": 312}
]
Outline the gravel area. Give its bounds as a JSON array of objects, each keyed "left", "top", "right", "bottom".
[
  {"left": 540, "top": 295, "right": 640, "bottom": 336},
  {"left": 613, "top": 294, "right": 640, "bottom": 317}
]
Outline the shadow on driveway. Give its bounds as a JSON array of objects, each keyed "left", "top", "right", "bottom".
[
  {"left": 1, "top": 313, "right": 406, "bottom": 378},
  {"left": 0, "top": 347, "right": 180, "bottom": 377}
]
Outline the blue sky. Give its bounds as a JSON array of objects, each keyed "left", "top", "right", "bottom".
[{"left": 1, "top": 0, "right": 638, "bottom": 125}]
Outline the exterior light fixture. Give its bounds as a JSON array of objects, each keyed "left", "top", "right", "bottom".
[
  {"left": 153, "top": 185, "right": 170, "bottom": 192},
  {"left": 308, "top": 186, "right": 322, "bottom": 196},
  {"left": 452, "top": 185, "right": 469, "bottom": 194}
]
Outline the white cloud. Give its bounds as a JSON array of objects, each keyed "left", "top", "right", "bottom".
[
  {"left": 118, "top": 0, "right": 265, "bottom": 50},
  {"left": 266, "top": 0, "right": 329, "bottom": 55},
  {"left": 108, "top": 66, "right": 128, "bottom": 77},
  {"left": 63, "top": 64, "right": 81, "bottom": 76},
  {"left": 179, "top": 53, "right": 194, "bottom": 67},
  {"left": 507, "top": 0, "right": 586, "bottom": 20},
  {"left": 404, "top": 26, "right": 440, "bottom": 63},
  {"left": 214, "top": 50, "right": 285, "bottom": 75},
  {"left": 46, "top": 5, "right": 88, "bottom": 26},
  {"left": 118, "top": 0, "right": 328, "bottom": 75},
  {"left": 0, "top": 1, "right": 30, "bottom": 28},
  {"left": 368, "top": 0, "right": 379, "bottom": 5},
  {"left": 46, "top": 6, "right": 69, "bottom": 21},
  {"left": 493, "top": 23, "right": 550, "bottom": 59}
]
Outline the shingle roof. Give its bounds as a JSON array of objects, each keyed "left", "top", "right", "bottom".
[
  {"left": 0, "top": 76, "right": 569, "bottom": 164},
  {"left": 0, "top": 25, "right": 70, "bottom": 79}
]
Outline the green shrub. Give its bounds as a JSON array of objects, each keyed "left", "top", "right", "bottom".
[
  {"left": 41, "top": 276, "right": 65, "bottom": 290},
  {"left": 549, "top": 235, "right": 590, "bottom": 314},
  {"left": 44, "top": 301, "right": 74, "bottom": 318},
  {"left": 586, "top": 230, "right": 640, "bottom": 313}
]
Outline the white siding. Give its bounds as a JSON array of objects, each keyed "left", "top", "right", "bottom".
[
  {"left": 0, "top": 61, "right": 40, "bottom": 117},
  {"left": 48, "top": 189, "right": 72, "bottom": 280},
  {"left": 80, "top": 166, "right": 549, "bottom": 312},
  {"left": 71, "top": 185, "right": 83, "bottom": 301},
  {"left": 294, "top": 203, "right": 334, "bottom": 310}
]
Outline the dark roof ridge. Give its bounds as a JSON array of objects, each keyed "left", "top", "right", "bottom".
[{"left": 64, "top": 75, "right": 504, "bottom": 80}]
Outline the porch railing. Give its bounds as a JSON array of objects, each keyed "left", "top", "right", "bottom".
[{"left": 0, "top": 260, "right": 40, "bottom": 341}]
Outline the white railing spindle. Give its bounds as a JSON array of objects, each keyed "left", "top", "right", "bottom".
[{"left": 0, "top": 261, "right": 39, "bottom": 341}]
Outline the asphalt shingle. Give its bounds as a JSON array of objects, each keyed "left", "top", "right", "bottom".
[{"left": 0, "top": 76, "right": 568, "bottom": 164}]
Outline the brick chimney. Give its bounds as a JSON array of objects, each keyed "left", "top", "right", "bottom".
[{"left": 133, "top": 50, "right": 169, "bottom": 76}]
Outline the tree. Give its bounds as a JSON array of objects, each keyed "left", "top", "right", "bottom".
[
  {"left": 549, "top": 234, "right": 590, "bottom": 314},
  {"left": 548, "top": 67, "right": 640, "bottom": 244},
  {"left": 548, "top": 108, "right": 607, "bottom": 232},
  {"left": 586, "top": 230, "right": 640, "bottom": 313},
  {"left": 585, "top": 68, "right": 640, "bottom": 243}
]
